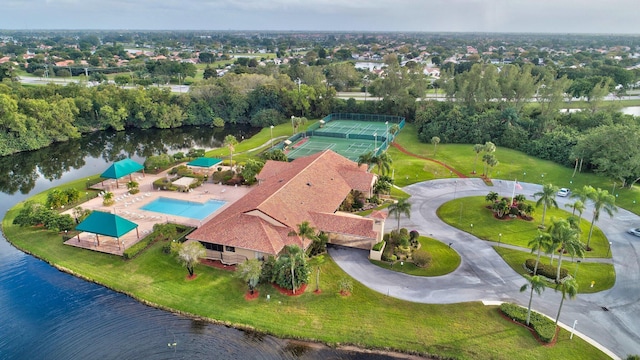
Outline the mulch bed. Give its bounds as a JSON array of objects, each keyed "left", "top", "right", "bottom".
[
  {"left": 272, "top": 283, "right": 307, "bottom": 296},
  {"left": 200, "top": 259, "right": 236, "bottom": 272},
  {"left": 496, "top": 309, "right": 559, "bottom": 346},
  {"left": 186, "top": 274, "right": 198, "bottom": 281},
  {"left": 244, "top": 290, "right": 260, "bottom": 301}
]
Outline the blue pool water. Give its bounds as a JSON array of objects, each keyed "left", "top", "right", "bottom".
[{"left": 141, "top": 197, "right": 226, "bottom": 220}]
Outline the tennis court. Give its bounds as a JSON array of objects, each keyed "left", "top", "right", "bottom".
[
  {"left": 314, "top": 120, "right": 390, "bottom": 138},
  {"left": 287, "top": 136, "right": 377, "bottom": 162}
]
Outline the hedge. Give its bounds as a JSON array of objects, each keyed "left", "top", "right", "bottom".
[
  {"left": 123, "top": 234, "right": 156, "bottom": 259},
  {"left": 499, "top": 302, "right": 556, "bottom": 343},
  {"left": 372, "top": 241, "right": 385, "bottom": 251},
  {"left": 525, "top": 258, "right": 568, "bottom": 280}
]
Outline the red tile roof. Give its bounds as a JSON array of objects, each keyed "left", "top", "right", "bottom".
[{"left": 188, "top": 150, "right": 376, "bottom": 255}]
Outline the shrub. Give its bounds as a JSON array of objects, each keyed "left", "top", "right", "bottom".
[
  {"left": 525, "top": 258, "right": 568, "bottom": 280},
  {"left": 412, "top": 249, "right": 432, "bottom": 268},
  {"left": 372, "top": 241, "right": 385, "bottom": 251},
  {"left": 124, "top": 235, "right": 156, "bottom": 259},
  {"left": 260, "top": 256, "right": 277, "bottom": 284},
  {"left": 499, "top": 303, "right": 556, "bottom": 343},
  {"left": 338, "top": 278, "right": 353, "bottom": 294}
]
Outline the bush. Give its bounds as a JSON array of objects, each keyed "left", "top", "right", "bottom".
[
  {"left": 499, "top": 303, "right": 556, "bottom": 343},
  {"left": 412, "top": 249, "right": 432, "bottom": 268},
  {"left": 338, "top": 278, "right": 353, "bottom": 294},
  {"left": 124, "top": 235, "right": 156, "bottom": 259},
  {"left": 525, "top": 258, "right": 568, "bottom": 280},
  {"left": 372, "top": 241, "right": 385, "bottom": 251}
]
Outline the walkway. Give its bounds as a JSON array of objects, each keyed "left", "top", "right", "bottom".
[{"left": 330, "top": 178, "right": 640, "bottom": 359}]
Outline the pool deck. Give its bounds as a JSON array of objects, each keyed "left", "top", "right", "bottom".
[{"left": 63, "top": 169, "right": 252, "bottom": 256}]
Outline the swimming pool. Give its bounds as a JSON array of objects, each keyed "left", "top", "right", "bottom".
[{"left": 141, "top": 197, "right": 226, "bottom": 220}]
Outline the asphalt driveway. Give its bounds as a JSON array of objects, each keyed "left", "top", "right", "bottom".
[{"left": 330, "top": 178, "right": 640, "bottom": 359}]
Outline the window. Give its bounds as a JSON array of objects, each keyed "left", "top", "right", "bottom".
[
  {"left": 225, "top": 246, "right": 235, "bottom": 252},
  {"left": 200, "top": 242, "right": 223, "bottom": 252}
]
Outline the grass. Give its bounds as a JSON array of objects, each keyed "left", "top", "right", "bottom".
[
  {"left": 394, "top": 123, "right": 640, "bottom": 216},
  {"left": 205, "top": 121, "right": 318, "bottom": 163},
  {"left": 2, "top": 202, "right": 609, "bottom": 359},
  {"left": 436, "top": 196, "right": 611, "bottom": 258},
  {"left": 494, "top": 247, "right": 615, "bottom": 293},
  {"left": 370, "top": 236, "right": 461, "bottom": 276}
]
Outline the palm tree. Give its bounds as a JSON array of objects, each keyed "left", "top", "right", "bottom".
[
  {"left": 431, "top": 136, "right": 440, "bottom": 156},
  {"left": 548, "top": 218, "right": 583, "bottom": 282},
  {"left": 485, "top": 191, "right": 499, "bottom": 203},
  {"left": 520, "top": 274, "right": 546, "bottom": 326},
  {"left": 586, "top": 187, "right": 617, "bottom": 250},
  {"left": 281, "top": 245, "right": 305, "bottom": 294},
  {"left": 373, "top": 152, "right": 392, "bottom": 175},
  {"left": 571, "top": 185, "right": 594, "bottom": 221},
  {"left": 565, "top": 200, "right": 586, "bottom": 218},
  {"left": 388, "top": 198, "right": 411, "bottom": 233},
  {"left": 472, "top": 143, "right": 484, "bottom": 174},
  {"left": 533, "top": 183, "right": 559, "bottom": 228},
  {"left": 289, "top": 221, "right": 317, "bottom": 250},
  {"left": 388, "top": 124, "right": 400, "bottom": 142},
  {"left": 554, "top": 278, "right": 579, "bottom": 328},
  {"left": 223, "top": 134, "right": 239, "bottom": 171},
  {"left": 528, "top": 231, "right": 552, "bottom": 275},
  {"left": 357, "top": 151, "right": 376, "bottom": 172}
]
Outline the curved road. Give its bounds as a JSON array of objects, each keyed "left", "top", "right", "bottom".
[{"left": 330, "top": 178, "right": 640, "bottom": 359}]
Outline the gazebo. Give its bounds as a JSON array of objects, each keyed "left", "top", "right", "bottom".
[
  {"left": 75, "top": 211, "right": 139, "bottom": 249},
  {"left": 100, "top": 158, "right": 145, "bottom": 188},
  {"left": 187, "top": 157, "right": 222, "bottom": 171}
]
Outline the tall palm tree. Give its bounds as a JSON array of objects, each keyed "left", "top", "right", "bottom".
[
  {"left": 548, "top": 218, "right": 583, "bottom": 283},
  {"left": 472, "top": 143, "right": 484, "bottom": 174},
  {"left": 520, "top": 274, "right": 546, "bottom": 326},
  {"left": 357, "top": 151, "right": 376, "bottom": 172},
  {"left": 565, "top": 200, "right": 586, "bottom": 218},
  {"left": 571, "top": 185, "right": 595, "bottom": 224},
  {"left": 373, "top": 152, "right": 392, "bottom": 175},
  {"left": 533, "top": 183, "right": 559, "bottom": 228},
  {"left": 223, "top": 134, "right": 239, "bottom": 171},
  {"left": 288, "top": 221, "right": 317, "bottom": 250},
  {"left": 528, "top": 231, "right": 552, "bottom": 275},
  {"left": 586, "top": 187, "right": 617, "bottom": 250},
  {"left": 282, "top": 245, "right": 305, "bottom": 294},
  {"left": 554, "top": 278, "right": 579, "bottom": 328},
  {"left": 388, "top": 198, "right": 411, "bottom": 233}
]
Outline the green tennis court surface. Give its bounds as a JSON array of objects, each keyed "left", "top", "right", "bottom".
[{"left": 315, "top": 120, "right": 390, "bottom": 137}]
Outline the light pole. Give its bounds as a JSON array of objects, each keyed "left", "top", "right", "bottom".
[
  {"left": 454, "top": 180, "right": 458, "bottom": 199},
  {"left": 363, "top": 75, "right": 369, "bottom": 102},
  {"left": 291, "top": 115, "right": 295, "bottom": 135},
  {"left": 574, "top": 260, "right": 581, "bottom": 277},
  {"left": 607, "top": 242, "right": 612, "bottom": 257},
  {"left": 498, "top": 233, "right": 502, "bottom": 246},
  {"left": 270, "top": 125, "right": 274, "bottom": 149}
]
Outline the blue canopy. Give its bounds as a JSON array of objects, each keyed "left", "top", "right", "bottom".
[
  {"left": 187, "top": 157, "right": 222, "bottom": 168},
  {"left": 101, "top": 159, "right": 144, "bottom": 180},
  {"left": 76, "top": 211, "right": 138, "bottom": 239}
]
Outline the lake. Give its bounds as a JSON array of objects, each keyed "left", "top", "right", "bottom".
[{"left": 0, "top": 126, "right": 400, "bottom": 360}]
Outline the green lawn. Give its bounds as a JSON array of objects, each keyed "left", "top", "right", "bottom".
[
  {"left": 494, "top": 247, "right": 615, "bottom": 293},
  {"left": 370, "top": 236, "right": 461, "bottom": 276},
  {"left": 437, "top": 196, "right": 611, "bottom": 258},
  {"left": 394, "top": 124, "right": 640, "bottom": 215},
  {"left": 3, "top": 200, "right": 609, "bottom": 360}
]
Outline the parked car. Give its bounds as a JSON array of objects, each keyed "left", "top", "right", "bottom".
[
  {"left": 628, "top": 228, "right": 640, "bottom": 237},
  {"left": 557, "top": 188, "right": 571, "bottom": 197}
]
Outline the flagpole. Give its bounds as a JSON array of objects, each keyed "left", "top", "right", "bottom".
[{"left": 511, "top": 178, "right": 517, "bottom": 206}]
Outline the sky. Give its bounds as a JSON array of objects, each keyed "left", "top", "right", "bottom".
[{"left": 2, "top": 0, "right": 638, "bottom": 34}]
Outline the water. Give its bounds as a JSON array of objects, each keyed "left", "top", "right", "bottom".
[
  {"left": 0, "top": 127, "right": 399, "bottom": 360},
  {"left": 141, "top": 197, "right": 226, "bottom": 220}
]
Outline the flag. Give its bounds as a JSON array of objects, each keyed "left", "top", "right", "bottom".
[{"left": 515, "top": 181, "right": 523, "bottom": 190}]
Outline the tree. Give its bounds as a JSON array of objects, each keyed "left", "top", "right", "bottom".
[
  {"left": 235, "top": 259, "right": 263, "bottom": 294},
  {"left": 586, "top": 187, "right": 617, "bottom": 250},
  {"left": 288, "top": 221, "right": 317, "bottom": 250},
  {"left": 520, "top": 274, "right": 546, "bottom": 326},
  {"left": 547, "top": 218, "right": 583, "bottom": 282},
  {"left": 313, "top": 254, "right": 326, "bottom": 292},
  {"left": 223, "top": 134, "right": 239, "bottom": 171},
  {"left": 176, "top": 241, "right": 206, "bottom": 278},
  {"left": 571, "top": 185, "right": 595, "bottom": 225},
  {"left": 554, "top": 278, "right": 578, "bottom": 328},
  {"left": 534, "top": 184, "right": 559, "bottom": 227},
  {"left": 277, "top": 245, "right": 308, "bottom": 294},
  {"left": 240, "top": 158, "right": 264, "bottom": 184},
  {"left": 373, "top": 152, "right": 392, "bottom": 175},
  {"left": 528, "top": 231, "right": 552, "bottom": 275},
  {"left": 357, "top": 151, "right": 375, "bottom": 172},
  {"left": 472, "top": 143, "right": 484, "bottom": 174},
  {"left": 102, "top": 191, "right": 115, "bottom": 206},
  {"left": 565, "top": 200, "right": 586, "bottom": 218},
  {"left": 485, "top": 191, "right": 499, "bottom": 203},
  {"left": 431, "top": 136, "right": 440, "bottom": 156},
  {"left": 388, "top": 124, "right": 400, "bottom": 142},
  {"left": 388, "top": 198, "right": 411, "bottom": 233}
]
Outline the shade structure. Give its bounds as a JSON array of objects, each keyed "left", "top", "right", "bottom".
[
  {"left": 76, "top": 211, "right": 138, "bottom": 239},
  {"left": 187, "top": 157, "right": 222, "bottom": 168},
  {"left": 101, "top": 158, "right": 144, "bottom": 180}
]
